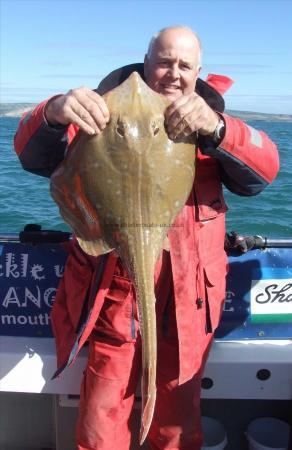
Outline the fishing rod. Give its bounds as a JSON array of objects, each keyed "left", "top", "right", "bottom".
[
  {"left": 0, "top": 224, "right": 71, "bottom": 244},
  {"left": 225, "top": 231, "right": 292, "bottom": 253},
  {"left": 1, "top": 226, "right": 292, "bottom": 249}
]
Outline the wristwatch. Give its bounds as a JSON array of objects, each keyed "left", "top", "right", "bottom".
[{"left": 213, "top": 116, "right": 226, "bottom": 144}]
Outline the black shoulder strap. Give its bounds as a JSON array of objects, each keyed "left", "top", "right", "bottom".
[{"left": 96, "top": 62, "right": 225, "bottom": 112}]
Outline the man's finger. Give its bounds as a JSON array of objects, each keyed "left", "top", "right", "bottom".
[
  {"left": 73, "top": 93, "right": 109, "bottom": 131},
  {"left": 84, "top": 95, "right": 110, "bottom": 132},
  {"left": 165, "top": 94, "right": 202, "bottom": 134},
  {"left": 70, "top": 110, "right": 98, "bottom": 136},
  {"left": 86, "top": 90, "right": 110, "bottom": 121},
  {"left": 78, "top": 107, "right": 103, "bottom": 135},
  {"left": 166, "top": 100, "right": 197, "bottom": 132},
  {"left": 168, "top": 112, "right": 199, "bottom": 140},
  {"left": 165, "top": 95, "right": 190, "bottom": 120},
  {"left": 67, "top": 97, "right": 101, "bottom": 134}
]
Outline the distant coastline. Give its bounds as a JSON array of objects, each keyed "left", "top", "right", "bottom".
[
  {"left": 0, "top": 103, "right": 291, "bottom": 122},
  {"left": 0, "top": 103, "right": 36, "bottom": 118},
  {"left": 226, "top": 109, "right": 292, "bottom": 123}
]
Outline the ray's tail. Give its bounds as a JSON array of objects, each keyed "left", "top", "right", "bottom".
[
  {"left": 124, "top": 231, "right": 160, "bottom": 445},
  {"left": 138, "top": 283, "right": 157, "bottom": 445}
]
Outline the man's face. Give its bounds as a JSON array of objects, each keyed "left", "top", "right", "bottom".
[{"left": 144, "top": 29, "right": 201, "bottom": 102}]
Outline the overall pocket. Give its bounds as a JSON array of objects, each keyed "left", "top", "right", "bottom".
[
  {"left": 195, "top": 159, "right": 228, "bottom": 221},
  {"left": 64, "top": 254, "right": 93, "bottom": 331},
  {"left": 94, "top": 275, "right": 138, "bottom": 343},
  {"left": 203, "top": 256, "right": 228, "bottom": 332}
]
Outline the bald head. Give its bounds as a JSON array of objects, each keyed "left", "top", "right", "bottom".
[
  {"left": 147, "top": 26, "right": 202, "bottom": 68},
  {"left": 144, "top": 26, "right": 202, "bottom": 101}
]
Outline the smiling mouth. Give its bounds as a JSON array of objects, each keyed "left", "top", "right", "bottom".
[{"left": 161, "top": 84, "right": 180, "bottom": 90}]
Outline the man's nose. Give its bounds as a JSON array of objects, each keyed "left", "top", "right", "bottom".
[{"left": 168, "top": 64, "right": 179, "bottom": 79}]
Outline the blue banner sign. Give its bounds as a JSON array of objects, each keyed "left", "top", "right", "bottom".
[
  {"left": 1, "top": 240, "right": 292, "bottom": 339},
  {"left": 0, "top": 241, "right": 68, "bottom": 337}
]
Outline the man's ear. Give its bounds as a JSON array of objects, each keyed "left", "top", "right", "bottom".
[
  {"left": 193, "top": 66, "right": 201, "bottom": 86},
  {"left": 144, "top": 54, "right": 149, "bottom": 80}
]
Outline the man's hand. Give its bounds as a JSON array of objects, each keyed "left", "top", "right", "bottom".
[
  {"left": 44, "top": 87, "right": 110, "bottom": 136},
  {"left": 164, "top": 92, "right": 219, "bottom": 140}
]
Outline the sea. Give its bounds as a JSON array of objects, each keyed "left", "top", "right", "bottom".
[{"left": 0, "top": 105, "right": 291, "bottom": 239}]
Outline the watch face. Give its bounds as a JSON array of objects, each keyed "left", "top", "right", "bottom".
[{"left": 217, "top": 119, "right": 225, "bottom": 139}]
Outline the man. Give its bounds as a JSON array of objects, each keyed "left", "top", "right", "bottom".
[{"left": 14, "top": 26, "right": 279, "bottom": 450}]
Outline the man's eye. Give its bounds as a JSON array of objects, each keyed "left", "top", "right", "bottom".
[
  {"left": 158, "top": 61, "right": 169, "bottom": 66},
  {"left": 180, "top": 64, "right": 191, "bottom": 70}
]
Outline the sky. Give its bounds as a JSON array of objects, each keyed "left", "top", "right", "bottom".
[{"left": 0, "top": 0, "right": 291, "bottom": 114}]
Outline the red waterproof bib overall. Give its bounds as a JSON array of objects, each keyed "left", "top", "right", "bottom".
[{"left": 51, "top": 154, "right": 228, "bottom": 450}]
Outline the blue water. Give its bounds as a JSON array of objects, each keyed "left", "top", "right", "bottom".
[{"left": 0, "top": 116, "right": 291, "bottom": 237}]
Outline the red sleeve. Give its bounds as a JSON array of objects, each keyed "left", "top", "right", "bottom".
[
  {"left": 220, "top": 113, "right": 279, "bottom": 184},
  {"left": 199, "top": 114, "right": 279, "bottom": 196},
  {"left": 14, "top": 98, "right": 79, "bottom": 178},
  {"left": 14, "top": 100, "right": 48, "bottom": 156}
]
